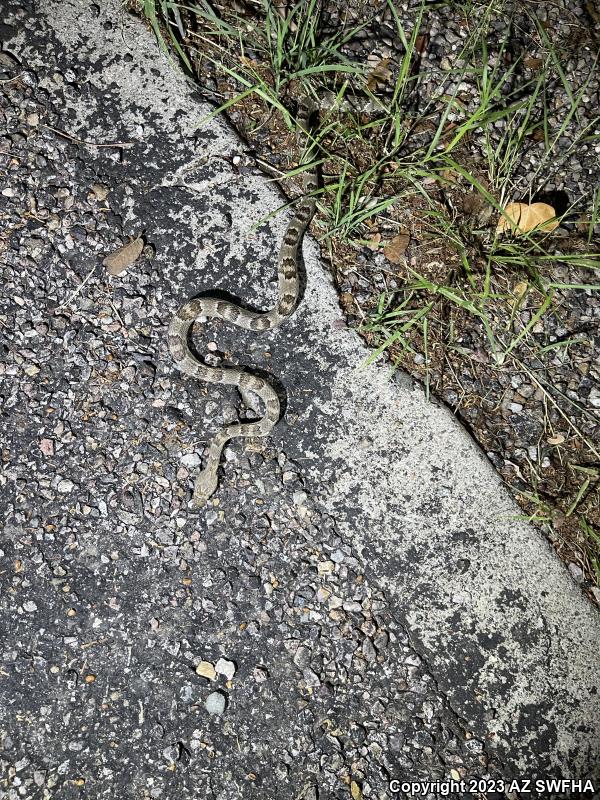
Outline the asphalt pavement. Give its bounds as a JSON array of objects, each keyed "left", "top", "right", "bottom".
[{"left": 1, "top": 0, "right": 599, "bottom": 797}]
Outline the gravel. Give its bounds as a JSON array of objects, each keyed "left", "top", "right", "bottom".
[
  {"left": 2, "top": 0, "right": 599, "bottom": 796},
  {"left": 0, "top": 2, "right": 503, "bottom": 797}
]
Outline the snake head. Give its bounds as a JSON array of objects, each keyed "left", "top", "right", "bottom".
[{"left": 191, "top": 467, "right": 219, "bottom": 509}]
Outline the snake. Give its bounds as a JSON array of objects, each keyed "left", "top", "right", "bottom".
[{"left": 168, "top": 98, "right": 319, "bottom": 507}]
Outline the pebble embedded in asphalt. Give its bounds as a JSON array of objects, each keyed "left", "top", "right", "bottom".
[{"left": 205, "top": 691, "right": 227, "bottom": 716}]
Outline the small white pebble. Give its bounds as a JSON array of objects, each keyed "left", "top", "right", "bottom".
[
  {"left": 204, "top": 691, "right": 226, "bottom": 716},
  {"left": 181, "top": 453, "right": 201, "bottom": 468},
  {"left": 215, "top": 657, "right": 236, "bottom": 681},
  {"left": 293, "top": 491, "right": 307, "bottom": 506}
]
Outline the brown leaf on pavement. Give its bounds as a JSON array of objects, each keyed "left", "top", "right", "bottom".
[{"left": 103, "top": 236, "right": 144, "bottom": 275}]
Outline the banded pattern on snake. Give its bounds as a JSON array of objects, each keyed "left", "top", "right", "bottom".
[{"left": 168, "top": 99, "right": 318, "bottom": 507}]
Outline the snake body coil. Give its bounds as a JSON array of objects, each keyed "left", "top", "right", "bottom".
[{"left": 168, "top": 100, "right": 317, "bottom": 507}]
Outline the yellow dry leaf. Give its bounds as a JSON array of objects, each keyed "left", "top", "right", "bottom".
[
  {"left": 497, "top": 202, "right": 559, "bottom": 235},
  {"left": 512, "top": 281, "right": 529, "bottom": 300},
  {"left": 440, "top": 168, "right": 459, "bottom": 185},
  {"left": 103, "top": 236, "right": 144, "bottom": 275},
  {"left": 383, "top": 233, "right": 410, "bottom": 263}
]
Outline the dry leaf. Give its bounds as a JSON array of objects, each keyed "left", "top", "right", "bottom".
[
  {"left": 512, "top": 281, "right": 529, "bottom": 300},
  {"left": 365, "top": 232, "right": 382, "bottom": 250},
  {"left": 383, "top": 233, "right": 410, "bottom": 263},
  {"left": 415, "top": 33, "right": 430, "bottom": 56},
  {"left": 103, "top": 236, "right": 144, "bottom": 275},
  {"left": 440, "top": 168, "right": 459, "bottom": 185},
  {"left": 366, "top": 57, "right": 392, "bottom": 92},
  {"left": 496, "top": 202, "right": 559, "bottom": 235},
  {"left": 524, "top": 57, "right": 544, "bottom": 70}
]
